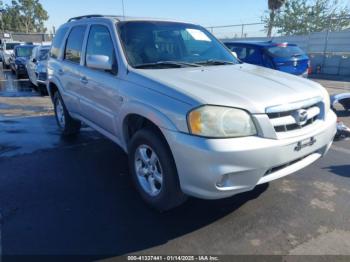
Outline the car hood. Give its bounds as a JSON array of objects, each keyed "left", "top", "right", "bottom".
[
  {"left": 4, "top": 50, "right": 13, "bottom": 55},
  {"left": 133, "top": 63, "right": 326, "bottom": 113}
]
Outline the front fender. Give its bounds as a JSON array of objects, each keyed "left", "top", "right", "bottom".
[{"left": 118, "top": 100, "right": 180, "bottom": 149}]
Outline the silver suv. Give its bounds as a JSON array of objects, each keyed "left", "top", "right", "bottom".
[{"left": 48, "top": 15, "right": 337, "bottom": 211}]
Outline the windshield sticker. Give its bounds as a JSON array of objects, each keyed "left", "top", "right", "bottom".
[{"left": 186, "top": 29, "right": 211, "bottom": 42}]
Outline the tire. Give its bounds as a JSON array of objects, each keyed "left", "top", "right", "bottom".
[
  {"left": 53, "top": 91, "right": 81, "bottom": 136},
  {"left": 38, "top": 84, "right": 48, "bottom": 96},
  {"left": 128, "top": 128, "right": 187, "bottom": 212}
]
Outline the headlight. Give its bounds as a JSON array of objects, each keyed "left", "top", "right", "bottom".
[{"left": 187, "top": 106, "right": 257, "bottom": 138}]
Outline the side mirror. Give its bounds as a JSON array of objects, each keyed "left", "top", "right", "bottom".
[
  {"left": 231, "top": 51, "right": 238, "bottom": 59},
  {"left": 86, "top": 55, "right": 112, "bottom": 71}
]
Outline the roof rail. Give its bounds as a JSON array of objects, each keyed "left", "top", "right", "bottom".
[{"left": 67, "top": 14, "right": 106, "bottom": 22}]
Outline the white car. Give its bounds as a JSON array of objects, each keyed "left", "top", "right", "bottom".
[
  {"left": 1, "top": 42, "right": 22, "bottom": 68},
  {"left": 27, "top": 45, "right": 50, "bottom": 95}
]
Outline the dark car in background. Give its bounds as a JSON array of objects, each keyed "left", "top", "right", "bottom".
[
  {"left": 10, "top": 44, "right": 36, "bottom": 79},
  {"left": 224, "top": 41, "right": 310, "bottom": 77}
]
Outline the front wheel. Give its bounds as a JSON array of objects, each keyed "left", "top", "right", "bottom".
[
  {"left": 53, "top": 91, "right": 81, "bottom": 136},
  {"left": 128, "top": 128, "right": 187, "bottom": 212}
]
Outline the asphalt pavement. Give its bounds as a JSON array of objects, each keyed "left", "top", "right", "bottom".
[{"left": 0, "top": 68, "right": 350, "bottom": 259}]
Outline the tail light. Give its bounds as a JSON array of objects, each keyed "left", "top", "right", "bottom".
[{"left": 307, "top": 60, "right": 312, "bottom": 75}]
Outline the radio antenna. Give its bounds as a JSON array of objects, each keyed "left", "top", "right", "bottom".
[{"left": 121, "top": 0, "right": 126, "bottom": 19}]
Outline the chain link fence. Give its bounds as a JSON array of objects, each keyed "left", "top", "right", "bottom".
[{"left": 207, "top": 16, "right": 350, "bottom": 76}]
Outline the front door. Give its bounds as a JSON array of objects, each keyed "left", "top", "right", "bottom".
[{"left": 78, "top": 24, "right": 122, "bottom": 137}]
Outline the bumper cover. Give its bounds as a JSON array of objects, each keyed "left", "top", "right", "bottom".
[{"left": 162, "top": 111, "right": 337, "bottom": 200}]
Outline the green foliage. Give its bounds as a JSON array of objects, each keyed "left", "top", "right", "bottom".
[
  {"left": 263, "top": 0, "right": 350, "bottom": 36},
  {"left": 0, "top": 0, "right": 49, "bottom": 33}
]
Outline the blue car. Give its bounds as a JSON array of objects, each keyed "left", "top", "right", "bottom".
[{"left": 224, "top": 41, "right": 310, "bottom": 77}]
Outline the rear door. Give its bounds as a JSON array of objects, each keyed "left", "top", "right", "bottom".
[
  {"left": 265, "top": 44, "right": 309, "bottom": 75},
  {"left": 78, "top": 24, "right": 122, "bottom": 136},
  {"left": 60, "top": 25, "right": 87, "bottom": 113}
]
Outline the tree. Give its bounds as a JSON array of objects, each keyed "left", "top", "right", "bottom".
[
  {"left": 266, "top": 0, "right": 287, "bottom": 37},
  {"left": 0, "top": 0, "right": 48, "bottom": 33},
  {"left": 18, "top": 0, "right": 48, "bottom": 33},
  {"left": 263, "top": 0, "right": 350, "bottom": 36}
]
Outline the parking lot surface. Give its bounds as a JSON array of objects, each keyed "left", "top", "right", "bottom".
[{"left": 0, "top": 68, "right": 350, "bottom": 258}]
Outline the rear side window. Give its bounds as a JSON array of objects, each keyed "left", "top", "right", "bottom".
[
  {"left": 267, "top": 45, "right": 304, "bottom": 58},
  {"left": 85, "top": 25, "right": 115, "bottom": 66},
  {"left": 64, "top": 26, "right": 86, "bottom": 64},
  {"left": 50, "top": 27, "right": 68, "bottom": 59},
  {"left": 227, "top": 45, "right": 262, "bottom": 64}
]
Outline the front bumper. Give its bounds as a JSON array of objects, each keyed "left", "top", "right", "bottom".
[{"left": 162, "top": 111, "right": 337, "bottom": 200}]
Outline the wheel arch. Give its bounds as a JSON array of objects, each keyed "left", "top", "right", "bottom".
[{"left": 120, "top": 102, "right": 178, "bottom": 148}]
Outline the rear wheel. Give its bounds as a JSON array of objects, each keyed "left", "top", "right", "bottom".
[
  {"left": 53, "top": 91, "right": 81, "bottom": 136},
  {"left": 38, "top": 84, "right": 48, "bottom": 96},
  {"left": 128, "top": 128, "right": 187, "bottom": 211}
]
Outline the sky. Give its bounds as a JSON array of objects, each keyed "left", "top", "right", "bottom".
[{"left": 3, "top": 0, "right": 269, "bottom": 32}]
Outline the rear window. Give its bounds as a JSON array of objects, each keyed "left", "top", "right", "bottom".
[
  {"left": 266, "top": 45, "right": 305, "bottom": 58},
  {"left": 16, "top": 46, "right": 34, "bottom": 57},
  {"left": 50, "top": 27, "right": 68, "bottom": 59},
  {"left": 6, "top": 43, "right": 21, "bottom": 50}
]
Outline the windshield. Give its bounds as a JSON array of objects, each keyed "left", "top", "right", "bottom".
[
  {"left": 266, "top": 45, "right": 305, "bottom": 58},
  {"left": 16, "top": 46, "right": 34, "bottom": 57},
  {"left": 118, "top": 21, "right": 238, "bottom": 68},
  {"left": 6, "top": 43, "right": 21, "bottom": 50},
  {"left": 38, "top": 49, "right": 49, "bottom": 61}
]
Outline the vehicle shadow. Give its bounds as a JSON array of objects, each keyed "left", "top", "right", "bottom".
[
  {"left": 106, "top": 183, "right": 269, "bottom": 256},
  {"left": 325, "top": 165, "right": 350, "bottom": 178},
  {"left": 0, "top": 116, "right": 269, "bottom": 256}
]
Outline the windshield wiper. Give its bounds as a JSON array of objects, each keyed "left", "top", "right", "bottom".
[
  {"left": 134, "top": 61, "right": 202, "bottom": 69},
  {"left": 195, "top": 59, "right": 235, "bottom": 66}
]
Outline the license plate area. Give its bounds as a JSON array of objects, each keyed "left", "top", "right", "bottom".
[{"left": 294, "top": 137, "right": 316, "bottom": 152}]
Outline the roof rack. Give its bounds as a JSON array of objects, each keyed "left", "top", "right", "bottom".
[{"left": 67, "top": 15, "right": 121, "bottom": 22}]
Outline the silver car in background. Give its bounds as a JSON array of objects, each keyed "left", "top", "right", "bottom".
[
  {"left": 47, "top": 15, "right": 337, "bottom": 211},
  {"left": 27, "top": 45, "right": 50, "bottom": 95}
]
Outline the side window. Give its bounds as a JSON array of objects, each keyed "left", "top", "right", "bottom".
[
  {"left": 50, "top": 27, "right": 68, "bottom": 59},
  {"left": 227, "top": 46, "right": 249, "bottom": 61},
  {"left": 65, "top": 25, "right": 87, "bottom": 64},
  {"left": 244, "top": 47, "right": 262, "bottom": 64},
  {"left": 85, "top": 25, "right": 115, "bottom": 70}
]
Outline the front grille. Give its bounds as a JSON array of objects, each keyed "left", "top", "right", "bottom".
[{"left": 266, "top": 98, "right": 322, "bottom": 133}]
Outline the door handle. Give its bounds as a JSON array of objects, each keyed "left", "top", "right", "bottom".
[
  {"left": 80, "top": 76, "right": 88, "bottom": 85},
  {"left": 58, "top": 69, "right": 64, "bottom": 75}
]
